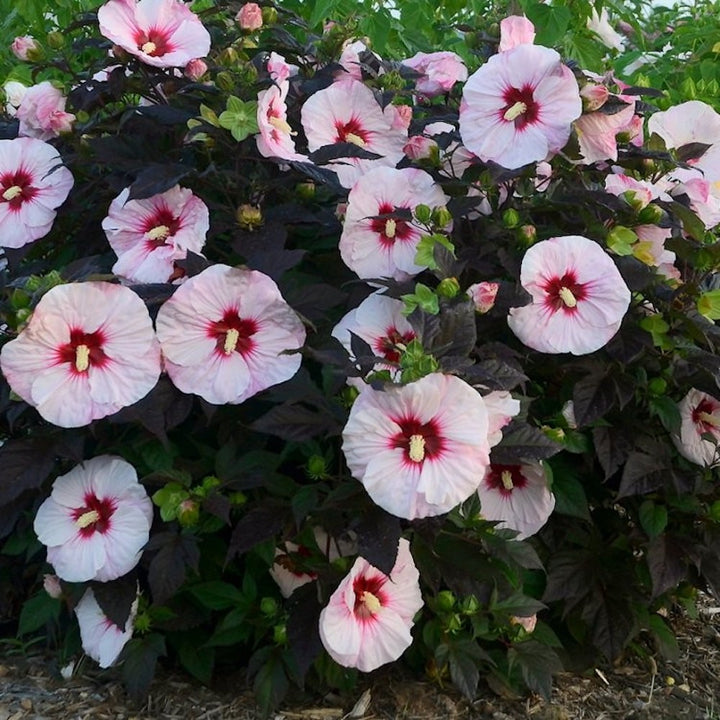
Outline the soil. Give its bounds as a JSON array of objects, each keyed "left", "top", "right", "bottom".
[{"left": 1, "top": 600, "right": 720, "bottom": 720}]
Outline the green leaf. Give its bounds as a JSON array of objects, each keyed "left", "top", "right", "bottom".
[
  {"left": 648, "top": 395, "right": 681, "bottom": 434},
  {"left": 525, "top": 4, "right": 571, "bottom": 46},
  {"left": 639, "top": 500, "right": 668, "bottom": 539},
  {"left": 698, "top": 289, "right": 720, "bottom": 320},
  {"left": 550, "top": 462, "right": 591, "bottom": 521},
  {"left": 178, "top": 640, "right": 215, "bottom": 685},
  {"left": 309, "top": 0, "right": 339, "bottom": 27},
  {"left": 187, "top": 581, "right": 245, "bottom": 610},
  {"left": 18, "top": 592, "right": 61, "bottom": 636},
  {"left": 508, "top": 640, "right": 562, "bottom": 699},
  {"left": 647, "top": 614, "right": 680, "bottom": 660}
]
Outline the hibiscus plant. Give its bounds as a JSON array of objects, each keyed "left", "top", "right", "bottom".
[{"left": 1, "top": 0, "right": 719, "bottom": 714}]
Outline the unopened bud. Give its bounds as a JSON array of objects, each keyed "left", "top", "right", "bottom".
[
  {"left": 237, "top": 203, "right": 263, "bottom": 229},
  {"left": 502, "top": 208, "right": 520, "bottom": 228},
  {"left": 184, "top": 58, "right": 208, "bottom": 81},
  {"left": 218, "top": 48, "right": 240, "bottom": 67},
  {"left": 432, "top": 206, "right": 453, "bottom": 228},
  {"left": 43, "top": 574, "right": 62, "bottom": 599},
  {"left": 215, "top": 71, "right": 236, "bottom": 92},
  {"left": 260, "top": 596, "right": 279, "bottom": 616},
  {"left": 436, "top": 277, "right": 460, "bottom": 299},
  {"left": 177, "top": 499, "right": 199, "bottom": 527},
  {"left": 262, "top": 7, "right": 279, "bottom": 24},
  {"left": 517, "top": 224, "right": 536, "bottom": 246},
  {"left": 467, "top": 281, "right": 499, "bottom": 313},
  {"left": 236, "top": 2, "right": 263, "bottom": 31},
  {"left": 637, "top": 203, "right": 664, "bottom": 225},
  {"left": 296, "top": 181, "right": 315, "bottom": 201},
  {"left": 414, "top": 204, "right": 432, "bottom": 225},
  {"left": 46, "top": 32, "right": 65, "bottom": 51},
  {"left": 436, "top": 590, "right": 456, "bottom": 611}
]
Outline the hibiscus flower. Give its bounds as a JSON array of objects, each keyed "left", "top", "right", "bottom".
[
  {"left": 342, "top": 373, "right": 492, "bottom": 519},
  {"left": 300, "top": 79, "right": 407, "bottom": 188},
  {"left": 75, "top": 588, "right": 138, "bottom": 668},
  {"left": 155, "top": 264, "right": 306, "bottom": 405},
  {"left": 0, "top": 137, "right": 74, "bottom": 249},
  {"left": 319, "top": 538, "right": 423, "bottom": 672},
  {"left": 101, "top": 185, "right": 209, "bottom": 283},
  {"left": 339, "top": 166, "right": 450, "bottom": 280},
  {"left": 507, "top": 235, "right": 631, "bottom": 355},
  {"left": 0, "top": 282, "right": 161, "bottom": 427},
  {"left": 34, "top": 456, "right": 153, "bottom": 582},
  {"left": 97, "top": 0, "right": 211, "bottom": 69},
  {"left": 673, "top": 388, "right": 720, "bottom": 467},
  {"left": 459, "top": 44, "right": 581, "bottom": 169},
  {"left": 478, "top": 462, "right": 555, "bottom": 540}
]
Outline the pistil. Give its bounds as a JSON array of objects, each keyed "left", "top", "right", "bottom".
[
  {"left": 345, "top": 132, "right": 366, "bottom": 147},
  {"left": 558, "top": 286, "right": 577, "bottom": 308},
  {"left": 408, "top": 434, "right": 426, "bottom": 462},
  {"left": 501, "top": 470, "right": 514, "bottom": 491},
  {"left": 224, "top": 328, "right": 239, "bottom": 354},
  {"left": 384, "top": 219, "right": 397, "bottom": 238},
  {"left": 75, "top": 344, "right": 90, "bottom": 372},
  {"left": 503, "top": 101, "right": 527, "bottom": 122},
  {"left": 76, "top": 509, "right": 100, "bottom": 528},
  {"left": 2, "top": 185, "right": 22, "bottom": 201}
]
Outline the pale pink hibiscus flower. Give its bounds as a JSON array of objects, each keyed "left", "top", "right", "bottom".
[
  {"left": 507, "top": 235, "right": 631, "bottom": 355},
  {"left": 0, "top": 137, "right": 74, "bottom": 249},
  {"left": 155, "top": 264, "right": 306, "bottom": 405},
  {"left": 34, "top": 456, "right": 153, "bottom": 582},
  {"left": 575, "top": 98, "right": 642, "bottom": 164},
  {"left": 402, "top": 51, "right": 468, "bottom": 98},
  {"left": 75, "top": 588, "right": 138, "bottom": 668},
  {"left": 0, "top": 282, "right": 161, "bottom": 428},
  {"left": 343, "top": 373, "right": 492, "bottom": 519},
  {"left": 635, "top": 225, "right": 680, "bottom": 280},
  {"left": 101, "top": 185, "right": 209, "bottom": 284},
  {"left": 319, "top": 538, "right": 423, "bottom": 672},
  {"left": 300, "top": 79, "right": 407, "bottom": 188},
  {"left": 478, "top": 462, "right": 555, "bottom": 540},
  {"left": 484, "top": 390, "right": 521, "bottom": 448},
  {"left": 673, "top": 388, "right": 720, "bottom": 467},
  {"left": 460, "top": 44, "right": 582, "bottom": 170},
  {"left": 11, "top": 35, "right": 39, "bottom": 61},
  {"left": 467, "top": 281, "right": 499, "bottom": 314},
  {"left": 332, "top": 292, "right": 416, "bottom": 382},
  {"left": 339, "top": 166, "right": 450, "bottom": 280},
  {"left": 499, "top": 15, "right": 536, "bottom": 52},
  {"left": 16, "top": 81, "right": 75, "bottom": 141},
  {"left": 256, "top": 81, "right": 306, "bottom": 162},
  {"left": 97, "top": 0, "right": 211, "bottom": 69}
]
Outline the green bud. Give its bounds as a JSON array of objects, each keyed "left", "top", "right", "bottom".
[
  {"left": 296, "top": 181, "right": 315, "bottom": 201},
  {"left": 446, "top": 613, "right": 462, "bottom": 633},
  {"left": 15, "top": 308, "right": 32, "bottom": 326},
  {"left": 218, "top": 48, "right": 240, "bottom": 67},
  {"left": 46, "top": 32, "right": 64, "bottom": 50},
  {"left": 432, "top": 206, "right": 453, "bottom": 228},
  {"left": 414, "top": 204, "right": 432, "bottom": 225},
  {"left": 464, "top": 31, "right": 481, "bottom": 49},
  {"left": 648, "top": 377, "right": 667, "bottom": 395},
  {"left": 134, "top": 612, "right": 152, "bottom": 634},
  {"left": 306, "top": 454, "right": 328, "bottom": 480},
  {"left": 229, "top": 491, "right": 247, "bottom": 506},
  {"left": 378, "top": 70, "right": 406, "bottom": 92},
  {"left": 10, "top": 289, "right": 30, "bottom": 310},
  {"left": 436, "top": 277, "right": 460, "bottom": 299},
  {"left": 460, "top": 595, "right": 480, "bottom": 615},
  {"left": 710, "top": 500, "right": 720, "bottom": 523},
  {"left": 517, "top": 224, "right": 537, "bottom": 247},
  {"left": 340, "top": 385, "right": 360, "bottom": 408},
  {"left": 215, "top": 71, "right": 236, "bottom": 92},
  {"left": 202, "top": 475, "right": 222, "bottom": 491},
  {"left": 273, "top": 623, "right": 288, "bottom": 645},
  {"left": 177, "top": 499, "right": 200, "bottom": 527},
  {"left": 260, "top": 596, "right": 279, "bottom": 616},
  {"left": 262, "top": 7, "right": 278, "bottom": 24},
  {"left": 543, "top": 426, "right": 565, "bottom": 443},
  {"left": 436, "top": 590, "right": 456, "bottom": 612},
  {"left": 236, "top": 203, "right": 263, "bottom": 229},
  {"left": 502, "top": 208, "right": 520, "bottom": 228}
]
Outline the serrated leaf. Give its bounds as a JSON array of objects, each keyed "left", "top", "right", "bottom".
[
  {"left": 227, "top": 505, "right": 286, "bottom": 562},
  {"left": 187, "top": 581, "right": 244, "bottom": 610},
  {"left": 617, "top": 450, "right": 668, "bottom": 498},
  {"left": 508, "top": 641, "right": 562, "bottom": 699},
  {"left": 592, "top": 425, "right": 633, "bottom": 480},
  {"left": 251, "top": 402, "right": 341, "bottom": 441},
  {"left": 572, "top": 371, "right": 616, "bottom": 427},
  {"left": 120, "top": 634, "right": 166, "bottom": 704},
  {"left": 490, "top": 421, "right": 562, "bottom": 464},
  {"left": 147, "top": 532, "right": 200, "bottom": 605},
  {"left": 647, "top": 534, "right": 686, "bottom": 598},
  {"left": 126, "top": 163, "right": 191, "bottom": 201}
]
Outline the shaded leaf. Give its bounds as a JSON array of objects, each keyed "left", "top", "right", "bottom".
[
  {"left": 0, "top": 437, "right": 56, "bottom": 506},
  {"left": 592, "top": 426, "right": 633, "bottom": 481},
  {"left": 252, "top": 402, "right": 341, "bottom": 442},
  {"left": 572, "top": 371, "right": 615, "bottom": 427},
  {"left": 92, "top": 573, "right": 138, "bottom": 629},
  {"left": 286, "top": 584, "right": 323, "bottom": 684},
  {"left": 617, "top": 449, "right": 669, "bottom": 498},
  {"left": 227, "top": 504, "right": 287, "bottom": 562},
  {"left": 127, "top": 163, "right": 192, "bottom": 201},
  {"left": 490, "top": 421, "right": 562, "bottom": 464},
  {"left": 508, "top": 641, "right": 562, "bottom": 699},
  {"left": 120, "top": 634, "right": 166, "bottom": 704},
  {"left": 355, "top": 506, "right": 401, "bottom": 576},
  {"left": 647, "top": 534, "right": 686, "bottom": 599},
  {"left": 147, "top": 532, "right": 200, "bottom": 605},
  {"left": 308, "top": 142, "right": 382, "bottom": 163}
]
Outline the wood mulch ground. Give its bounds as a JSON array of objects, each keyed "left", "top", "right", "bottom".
[{"left": 1, "top": 599, "right": 719, "bottom": 720}]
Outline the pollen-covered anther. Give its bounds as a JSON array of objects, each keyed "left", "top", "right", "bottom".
[
  {"left": 75, "top": 344, "right": 90, "bottom": 372},
  {"left": 345, "top": 132, "right": 366, "bottom": 147},
  {"left": 2, "top": 185, "right": 22, "bottom": 201},
  {"left": 384, "top": 219, "right": 397, "bottom": 238},
  {"left": 558, "top": 286, "right": 577, "bottom": 308},
  {"left": 268, "top": 116, "right": 295, "bottom": 135},
  {"left": 698, "top": 411, "right": 720, "bottom": 428},
  {"left": 146, "top": 225, "right": 171, "bottom": 242},
  {"left": 75, "top": 509, "right": 100, "bottom": 529},
  {"left": 503, "top": 101, "right": 527, "bottom": 122},
  {"left": 408, "top": 434, "right": 426, "bottom": 462},
  {"left": 361, "top": 590, "right": 381, "bottom": 613},
  {"left": 223, "top": 328, "right": 239, "bottom": 354},
  {"left": 141, "top": 41, "right": 157, "bottom": 54},
  {"left": 501, "top": 470, "right": 514, "bottom": 490}
]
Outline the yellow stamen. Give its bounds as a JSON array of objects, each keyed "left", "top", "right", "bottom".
[
  {"left": 268, "top": 115, "right": 294, "bottom": 135},
  {"left": 408, "top": 434, "right": 426, "bottom": 462},
  {"left": 142, "top": 41, "right": 157, "bottom": 54},
  {"left": 361, "top": 590, "right": 381, "bottom": 613},
  {"left": 384, "top": 219, "right": 397, "bottom": 238},
  {"left": 2, "top": 185, "right": 22, "bottom": 201},
  {"left": 345, "top": 132, "right": 366, "bottom": 147},
  {"left": 146, "top": 225, "right": 171, "bottom": 242},
  {"left": 558, "top": 286, "right": 577, "bottom": 308},
  {"left": 501, "top": 470, "right": 514, "bottom": 491},
  {"left": 503, "top": 101, "right": 527, "bottom": 122},
  {"left": 224, "top": 328, "right": 239, "bottom": 355},
  {"left": 76, "top": 510, "right": 100, "bottom": 529},
  {"left": 75, "top": 344, "right": 90, "bottom": 372},
  {"left": 698, "top": 411, "right": 720, "bottom": 428}
]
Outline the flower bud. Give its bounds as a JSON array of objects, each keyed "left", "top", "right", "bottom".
[
  {"left": 403, "top": 135, "right": 439, "bottom": 162},
  {"left": 296, "top": 181, "right": 315, "bottom": 201},
  {"left": 467, "top": 282, "right": 499, "bottom": 314},
  {"left": 260, "top": 596, "right": 279, "bottom": 616},
  {"left": 414, "top": 204, "right": 432, "bottom": 225},
  {"left": 306, "top": 454, "right": 328, "bottom": 479},
  {"left": 460, "top": 595, "right": 479, "bottom": 614},
  {"left": 273, "top": 623, "right": 288, "bottom": 645},
  {"left": 43, "top": 574, "right": 62, "bottom": 599},
  {"left": 436, "top": 590, "right": 456, "bottom": 611},
  {"left": 432, "top": 206, "right": 453, "bottom": 229},
  {"left": 236, "top": 2, "right": 263, "bottom": 31},
  {"left": 502, "top": 208, "right": 520, "bottom": 228},
  {"left": 262, "top": 6, "right": 278, "bottom": 24},
  {"left": 177, "top": 499, "right": 200, "bottom": 527},
  {"left": 11, "top": 35, "right": 40, "bottom": 62},
  {"left": 517, "top": 224, "right": 537, "bottom": 247},
  {"left": 436, "top": 277, "right": 460, "bottom": 299},
  {"left": 237, "top": 203, "right": 263, "bottom": 229},
  {"left": 510, "top": 614, "right": 537, "bottom": 633},
  {"left": 648, "top": 377, "right": 667, "bottom": 395},
  {"left": 218, "top": 47, "right": 240, "bottom": 66},
  {"left": 215, "top": 71, "right": 236, "bottom": 92},
  {"left": 184, "top": 58, "right": 208, "bottom": 81},
  {"left": 46, "top": 32, "right": 65, "bottom": 50},
  {"left": 637, "top": 203, "right": 664, "bottom": 225}
]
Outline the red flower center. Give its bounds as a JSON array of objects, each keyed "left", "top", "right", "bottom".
[
  {"left": 374, "top": 326, "right": 416, "bottom": 363},
  {"left": 542, "top": 271, "right": 587, "bottom": 314},
  {"left": 0, "top": 169, "right": 37, "bottom": 210},
  {"left": 353, "top": 573, "right": 387, "bottom": 619},
  {"left": 135, "top": 27, "right": 174, "bottom": 57},
  {"left": 72, "top": 493, "right": 116, "bottom": 537},
  {"left": 208, "top": 310, "right": 258, "bottom": 357},
  {"left": 143, "top": 206, "right": 181, "bottom": 248},
  {"left": 484, "top": 464, "right": 527, "bottom": 496},
  {"left": 335, "top": 117, "right": 370, "bottom": 147},
  {"left": 369, "top": 202, "right": 414, "bottom": 248},
  {"left": 391, "top": 416, "right": 445, "bottom": 465},
  {"left": 501, "top": 85, "right": 539, "bottom": 130},
  {"left": 56, "top": 328, "right": 108, "bottom": 374},
  {"left": 692, "top": 399, "right": 720, "bottom": 435}
]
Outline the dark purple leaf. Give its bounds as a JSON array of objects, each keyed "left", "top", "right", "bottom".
[
  {"left": 308, "top": 143, "right": 382, "bottom": 163},
  {"left": 92, "top": 573, "right": 138, "bottom": 629},
  {"left": 203, "top": 492, "right": 231, "bottom": 525},
  {"left": 572, "top": 371, "right": 615, "bottom": 427},
  {"left": 490, "top": 421, "right": 561, "bottom": 464},
  {"left": 647, "top": 535, "right": 687, "bottom": 598},
  {"left": 592, "top": 425, "right": 632, "bottom": 480},
  {"left": 617, "top": 450, "right": 668, "bottom": 498},
  {"left": 226, "top": 504, "right": 287, "bottom": 562},
  {"left": 120, "top": 634, "right": 166, "bottom": 704},
  {"left": 354, "top": 506, "right": 401, "bottom": 576},
  {"left": 251, "top": 402, "right": 341, "bottom": 442},
  {"left": 286, "top": 584, "right": 323, "bottom": 684},
  {"left": 127, "top": 163, "right": 192, "bottom": 201},
  {"left": 676, "top": 142, "right": 712, "bottom": 163},
  {"left": 147, "top": 531, "right": 200, "bottom": 605},
  {"left": 0, "top": 437, "right": 56, "bottom": 505}
]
